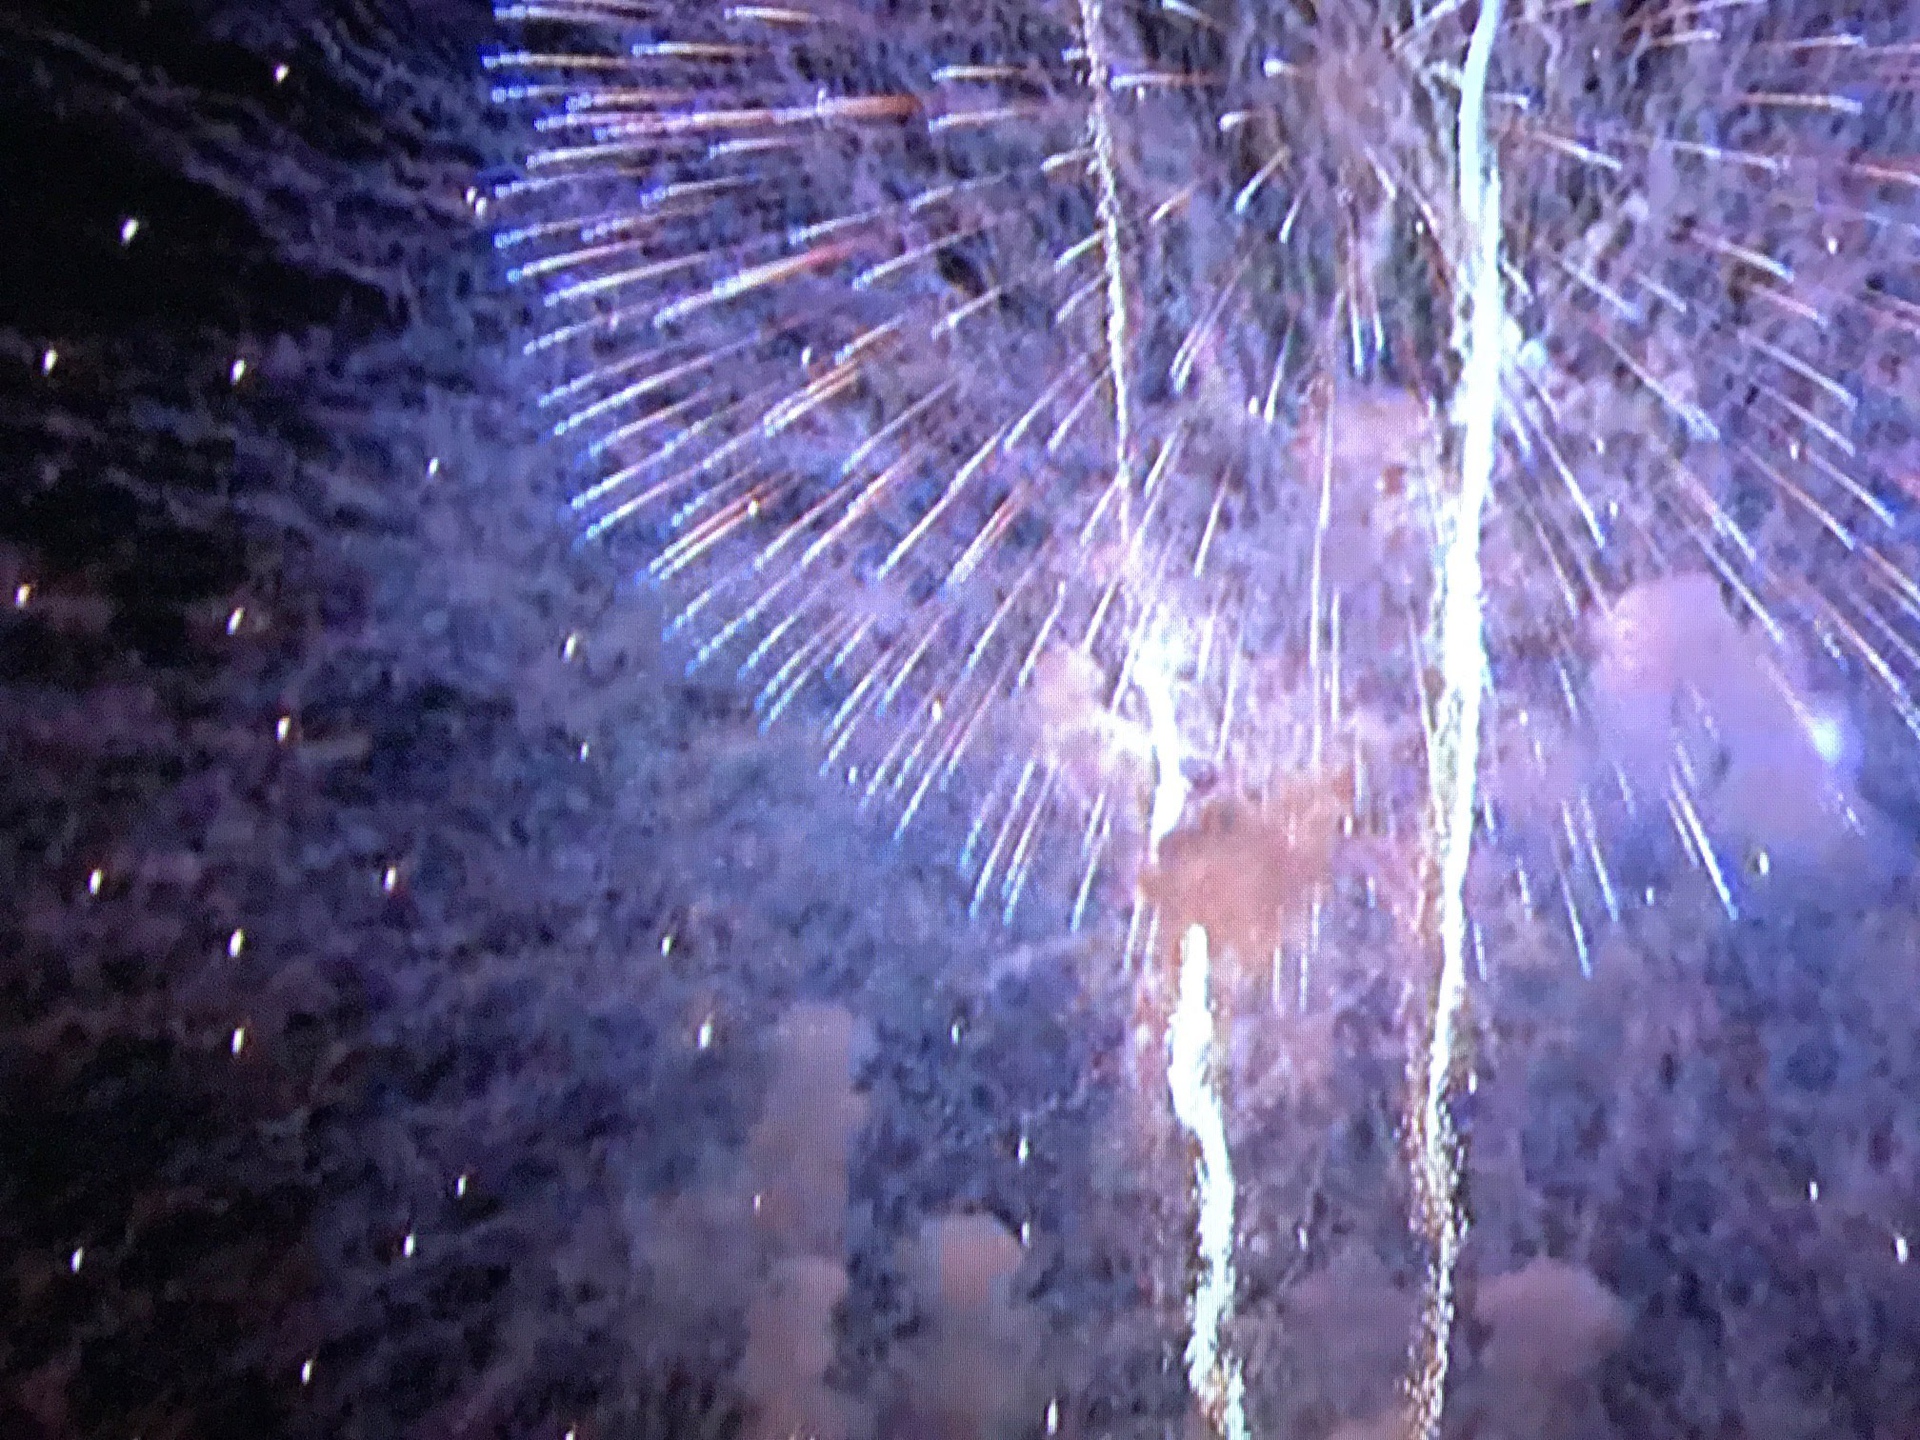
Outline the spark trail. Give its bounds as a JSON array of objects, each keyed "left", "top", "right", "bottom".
[{"left": 1409, "top": 1, "right": 1505, "bottom": 1433}]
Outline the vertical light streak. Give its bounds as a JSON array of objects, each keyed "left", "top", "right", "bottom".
[
  {"left": 1410, "top": 1, "right": 1505, "bottom": 1437},
  {"left": 1308, "top": 395, "right": 1336, "bottom": 770},
  {"left": 1137, "top": 624, "right": 1193, "bottom": 861},
  {"left": 1134, "top": 623, "right": 1241, "bottom": 1437},
  {"left": 1075, "top": 0, "right": 1138, "bottom": 520},
  {"left": 1167, "top": 923, "right": 1248, "bottom": 1440}
]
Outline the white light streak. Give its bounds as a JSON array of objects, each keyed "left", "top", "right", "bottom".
[
  {"left": 1074, "top": 0, "right": 1138, "bottom": 518},
  {"left": 1167, "top": 924, "right": 1247, "bottom": 1440},
  {"left": 1136, "top": 624, "right": 1193, "bottom": 859},
  {"left": 1411, "top": 2, "right": 1506, "bottom": 1436}
]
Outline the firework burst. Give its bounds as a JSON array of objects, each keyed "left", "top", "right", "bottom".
[
  {"left": 489, "top": 1, "right": 1449, "bottom": 930},
  {"left": 494, "top": 1, "right": 1919, "bottom": 1431},
  {"left": 491, "top": 0, "right": 1917, "bottom": 947}
]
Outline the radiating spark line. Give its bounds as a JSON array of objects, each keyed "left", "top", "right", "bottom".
[
  {"left": 957, "top": 766, "right": 1012, "bottom": 877},
  {"left": 853, "top": 216, "right": 1003, "bottom": 290},
  {"left": 1670, "top": 777, "right": 1738, "bottom": 919},
  {"left": 875, "top": 425, "right": 1013, "bottom": 581},
  {"left": 864, "top": 686, "right": 938, "bottom": 798},
  {"left": 1171, "top": 256, "right": 1253, "bottom": 393},
  {"left": 756, "top": 621, "right": 840, "bottom": 727},
  {"left": 1001, "top": 765, "right": 1060, "bottom": 922},
  {"left": 546, "top": 336, "right": 750, "bottom": 426},
  {"left": 1007, "top": 354, "right": 1094, "bottom": 450},
  {"left": 655, "top": 239, "right": 860, "bottom": 326},
  {"left": 942, "top": 653, "right": 1017, "bottom": 782},
  {"left": 1410, "top": 2, "right": 1505, "bottom": 1437},
  {"left": 1307, "top": 391, "right": 1336, "bottom": 770},
  {"left": 1580, "top": 786, "right": 1622, "bottom": 924},
  {"left": 1047, "top": 365, "right": 1115, "bottom": 455},
  {"left": 1070, "top": 796, "right": 1111, "bottom": 933},
  {"left": 972, "top": 758, "right": 1040, "bottom": 916},
  {"left": 739, "top": 604, "right": 808, "bottom": 680},
  {"left": 1563, "top": 881, "right": 1591, "bottom": 978}
]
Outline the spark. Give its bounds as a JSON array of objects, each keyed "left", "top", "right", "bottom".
[{"left": 1670, "top": 775, "right": 1738, "bottom": 920}]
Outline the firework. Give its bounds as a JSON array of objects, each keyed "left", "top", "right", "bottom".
[
  {"left": 491, "top": 2, "right": 1919, "bottom": 1433},
  {"left": 489, "top": 0, "right": 1461, "bottom": 936},
  {"left": 493, "top": 0, "right": 1916, "bottom": 954}
]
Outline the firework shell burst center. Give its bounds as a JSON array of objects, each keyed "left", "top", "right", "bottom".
[{"left": 493, "top": 0, "right": 1920, "bottom": 954}]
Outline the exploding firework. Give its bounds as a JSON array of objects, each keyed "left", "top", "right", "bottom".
[
  {"left": 482, "top": 4, "right": 1920, "bottom": 1435},
  {"left": 490, "top": 0, "right": 1918, "bottom": 961},
  {"left": 487, "top": 0, "right": 1467, "bottom": 936}
]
